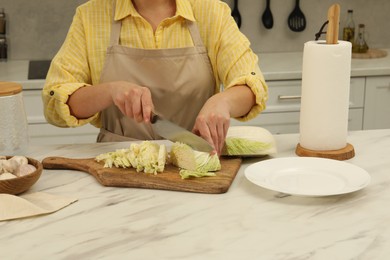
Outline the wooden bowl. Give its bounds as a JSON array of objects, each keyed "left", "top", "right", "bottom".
[{"left": 0, "top": 157, "right": 43, "bottom": 195}]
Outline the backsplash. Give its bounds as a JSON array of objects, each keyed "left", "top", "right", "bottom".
[{"left": 1, "top": 0, "right": 389, "bottom": 60}]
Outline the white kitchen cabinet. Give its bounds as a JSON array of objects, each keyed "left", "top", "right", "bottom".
[
  {"left": 21, "top": 81, "right": 99, "bottom": 145},
  {"left": 363, "top": 76, "right": 390, "bottom": 129},
  {"left": 232, "top": 77, "right": 365, "bottom": 134},
  {"left": 28, "top": 123, "right": 99, "bottom": 145},
  {"left": 232, "top": 109, "right": 363, "bottom": 135}
]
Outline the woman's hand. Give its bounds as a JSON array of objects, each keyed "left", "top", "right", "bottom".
[
  {"left": 67, "top": 81, "right": 154, "bottom": 122},
  {"left": 192, "top": 95, "right": 230, "bottom": 155},
  {"left": 109, "top": 81, "right": 154, "bottom": 123},
  {"left": 193, "top": 85, "right": 256, "bottom": 155}
]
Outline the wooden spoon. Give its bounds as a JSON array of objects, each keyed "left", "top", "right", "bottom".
[
  {"left": 288, "top": 0, "right": 306, "bottom": 32},
  {"left": 262, "top": 0, "right": 274, "bottom": 29},
  {"left": 231, "top": 0, "right": 242, "bottom": 28}
]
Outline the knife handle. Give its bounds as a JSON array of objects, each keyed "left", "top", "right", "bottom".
[{"left": 150, "top": 111, "right": 160, "bottom": 124}]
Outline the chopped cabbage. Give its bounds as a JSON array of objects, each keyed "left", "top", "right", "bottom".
[
  {"left": 170, "top": 142, "right": 221, "bottom": 179},
  {"left": 95, "top": 141, "right": 167, "bottom": 174},
  {"left": 179, "top": 170, "right": 216, "bottom": 179}
]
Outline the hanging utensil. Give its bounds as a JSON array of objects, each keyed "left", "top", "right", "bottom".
[
  {"left": 262, "top": 0, "right": 274, "bottom": 29},
  {"left": 288, "top": 0, "right": 306, "bottom": 32},
  {"left": 231, "top": 0, "right": 242, "bottom": 28}
]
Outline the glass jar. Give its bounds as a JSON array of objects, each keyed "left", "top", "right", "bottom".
[
  {"left": 353, "top": 24, "right": 369, "bottom": 53},
  {"left": 0, "top": 82, "right": 29, "bottom": 155},
  {"left": 342, "top": 10, "right": 355, "bottom": 44}
]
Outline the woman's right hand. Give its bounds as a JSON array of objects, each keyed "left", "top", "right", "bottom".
[{"left": 109, "top": 81, "right": 154, "bottom": 123}]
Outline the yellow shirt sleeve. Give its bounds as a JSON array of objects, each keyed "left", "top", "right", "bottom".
[
  {"left": 42, "top": 0, "right": 268, "bottom": 127},
  {"left": 42, "top": 6, "right": 102, "bottom": 128}
]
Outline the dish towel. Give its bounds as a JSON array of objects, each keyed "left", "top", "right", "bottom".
[{"left": 0, "top": 192, "right": 77, "bottom": 221}]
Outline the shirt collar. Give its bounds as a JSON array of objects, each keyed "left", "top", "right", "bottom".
[{"left": 114, "top": 0, "right": 195, "bottom": 22}]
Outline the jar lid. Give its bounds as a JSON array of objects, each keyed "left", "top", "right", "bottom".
[{"left": 0, "top": 82, "right": 23, "bottom": 96}]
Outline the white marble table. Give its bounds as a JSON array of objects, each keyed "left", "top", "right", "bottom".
[{"left": 1, "top": 129, "right": 390, "bottom": 259}]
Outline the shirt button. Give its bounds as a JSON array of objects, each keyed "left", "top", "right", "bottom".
[
  {"left": 50, "top": 91, "right": 54, "bottom": 96},
  {"left": 251, "top": 72, "right": 256, "bottom": 75}
]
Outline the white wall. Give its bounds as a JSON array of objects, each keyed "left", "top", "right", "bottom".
[{"left": 1, "top": 0, "right": 389, "bottom": 60}]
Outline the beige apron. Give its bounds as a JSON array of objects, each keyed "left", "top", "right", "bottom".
[{"left": 97, "top": 8, "right": 215, "bottom": 142}]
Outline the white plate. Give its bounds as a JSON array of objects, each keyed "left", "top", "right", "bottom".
[{"left": 245, "top": 157, "right": 371, "bottom": 197}]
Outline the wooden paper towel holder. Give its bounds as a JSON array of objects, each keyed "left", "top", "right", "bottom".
[
  {"left": 296, "top": 143, "right": 355, "bottom": 160},
  {"left": 296, "top": 4, "right": 355, "bottom": 161}
]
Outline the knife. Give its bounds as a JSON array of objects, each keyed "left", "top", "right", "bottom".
[{"left": 151, "top": 113, "right": 214, "bottom": 153}]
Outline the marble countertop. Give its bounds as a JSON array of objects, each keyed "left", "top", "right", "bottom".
[
  {"left": 1, "top": 129, "right": 390, "bottom": 259},
  {"left": 0, "top": 49, "right": 389, "bottom": 86}
]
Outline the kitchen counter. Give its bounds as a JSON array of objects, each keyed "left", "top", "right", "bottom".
[
  {"left": 258, "top": 48, "right": 390, "bottom": 80},
  {"left": 0, "top": 49, "right": 389, "bottom": 84},
  {"left": 1, "top": 129, "right": 390, "bottom": 259}
]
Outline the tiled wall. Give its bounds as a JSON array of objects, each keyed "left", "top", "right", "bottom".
[{"left": 1, "top": 0, "right": 389, "bottom": 60}]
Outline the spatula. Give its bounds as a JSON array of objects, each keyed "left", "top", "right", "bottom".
[{"left": 288, "top": 0, "right": 306, "bottom": 32}]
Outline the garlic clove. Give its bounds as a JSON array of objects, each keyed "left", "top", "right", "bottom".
[
  {"left": 9, "top": 156, "right": 28, "bottom": 167},
  {"left": 0, "top": 172, "right": 17, "bottom": 180},
  {"left": 0, "top": 159, "right": 7, "bottom": 173},
  {"left": 2, "top": 160, "right": 19, "bottom": 174},
  {"left": 15, "top": 164, "right": 37, "bottom": 177}
]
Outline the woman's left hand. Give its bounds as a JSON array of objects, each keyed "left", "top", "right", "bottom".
[{"left": 192, "top": 95, "right": 230, "bottom": 155}]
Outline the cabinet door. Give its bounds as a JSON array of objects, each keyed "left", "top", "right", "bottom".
[
  {"left": 231, "top": 108, "right": 363, "bottom": 135},
  {"left": 28, "top": 123, "right": 99, "bottom": 145},
  {"left": 264, "top": 78, "right": 365, "bottom": 113},
  {"left": 23, "top": 88, "right": 100, "bottom": 145},
  {"left": 363, "top": 76, "right": 390, "bottom": 129}
]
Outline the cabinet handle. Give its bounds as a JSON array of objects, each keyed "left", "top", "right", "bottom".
[{"left": 278, "top": 95, "right": 301, "bottom": 100}]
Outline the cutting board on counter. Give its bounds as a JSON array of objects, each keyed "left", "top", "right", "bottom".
[
  {"left": 352, "top": 49, "right": 387, "bottom": 59},
  {"left": 42, "top": 157, "right": 242, "bottom": 194}
]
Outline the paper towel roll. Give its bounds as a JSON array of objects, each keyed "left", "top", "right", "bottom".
[{"left": 299, "top": 40, "right": 352, "bottom": 151}]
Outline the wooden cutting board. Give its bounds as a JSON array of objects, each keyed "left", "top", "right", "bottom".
[
  {"left": 352, "top": 49, "right": 387, "bottom": 59},
  {"left": 42, "top": 157, "right": 242, "bottom": 194}
]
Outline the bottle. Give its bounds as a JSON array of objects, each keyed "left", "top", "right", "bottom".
[
  {"left": 0, "top": 36, "right": 7, "bottom": 61},
  {"left": 342, "top": 10, "right": 355, "bottom": 44},
  {"left": 0, "top": 8, "right": 5, "bottom": 35},
  {"left": 353, "top": 24, "right": 369, "bottom": 53}
]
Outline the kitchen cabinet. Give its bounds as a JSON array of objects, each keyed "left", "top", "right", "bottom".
[
  {"left": 21, "top": 80, "right": 99, "bottom": 145},
  {"left": 232, "top": 77, "right": 365, "bottom": 134},
  {"left": 363, "top": 76, "right": 390, "bottom": 129},
  {"left": 2, "top": 51, "right": 388, "bottom": 143}
]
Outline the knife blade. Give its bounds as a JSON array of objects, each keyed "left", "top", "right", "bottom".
[{"left": 151, "top": 113, "right": 214, "bottom": 153}]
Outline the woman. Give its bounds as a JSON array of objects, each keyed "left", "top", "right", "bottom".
[{"left": 42, "top": 0, "right": 268, "bottom": 155}]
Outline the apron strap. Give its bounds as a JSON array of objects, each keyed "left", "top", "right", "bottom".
[
  {"left": 185, "top": 20, "right": 204, "bottom": 48},
  {"left": 110, "top": 0, "right": 121, "bottom": 46}
]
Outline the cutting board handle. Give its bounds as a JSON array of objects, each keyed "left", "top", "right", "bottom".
[{"left": 42, "top": 156, "right": 94, "bottom": 173}]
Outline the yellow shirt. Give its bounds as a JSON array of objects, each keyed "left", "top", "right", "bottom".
[{"left": 42, "top": 0, "right": 268, "bottom": 128}]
